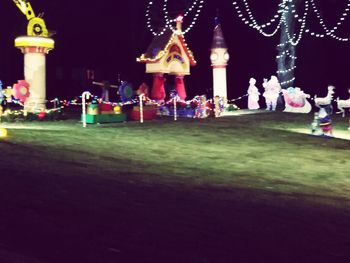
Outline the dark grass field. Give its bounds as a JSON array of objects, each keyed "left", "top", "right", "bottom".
[{"left": 1, "top": 111, "right": 350, "bottom": 263}]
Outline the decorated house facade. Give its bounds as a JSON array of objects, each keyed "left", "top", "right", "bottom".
[{"left": 137, "top": 16, "right": 196, "bottom": 101}]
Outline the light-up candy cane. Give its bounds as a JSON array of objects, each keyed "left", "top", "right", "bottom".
[
  {"left": 174, "top": 95, "right": 177, "bottom": 121},
  {"left": 139, "top": 93, "right": 145, "bottom": 123},
  {"left": 82, "top": 91, "right": 91, "bottom": 128}
]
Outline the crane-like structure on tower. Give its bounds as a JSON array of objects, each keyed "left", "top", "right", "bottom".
[{"left": 12, "top": 0, "right": 49, "bottom": 37}]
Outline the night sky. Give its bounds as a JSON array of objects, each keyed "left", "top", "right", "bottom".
[{"left": 1, "top": 0, "right": 350, "bottom": 104}]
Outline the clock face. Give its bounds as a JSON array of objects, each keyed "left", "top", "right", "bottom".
[
  {"left": 210, "top": 53, "right": 218, "bottom": 61},
  {"left": 224, "top": 52, "right": 230, "bottom": 61}
]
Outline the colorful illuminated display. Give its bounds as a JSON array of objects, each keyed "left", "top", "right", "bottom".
[
  {"left": 138, "top": 15, "right": 196, "bottom": 101},
  {"left": 12, "top": 0, "right": 50, "bottom": 37},
  {"left": 11, "top": 0, "right": 55, "bottom": 112}
]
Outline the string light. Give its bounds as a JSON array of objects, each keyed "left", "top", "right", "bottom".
[
  {"left": 146, "top": 0, "right": 205, "bottom": 36},
  {"left": 232, "top": 0, "right": 350, "bottom": 87},
  {"left": 232, "top": 0, "right": 350, "bottom": 43},
  {"left": 276, "top": 50, "right": 297, "bottom": 60},
  {"left": 231, "top": 0, "right": 287, "bottom": 37},
  {"left": 163, "top": 0, "right": 205, "bottom": 35},
  {"left": 146, "top": 1, "right": 168, "bottom": 36},
  {"left": 280, "top": 77, "right": 296, "bottom": 86},
  {"left": 276, "top": 65, "right": 297, "bottom": 74},
  {"left": 306, "top": 0, "right": 350, "bottom": 42},
  {"left": 281, "top": 0, "right": 309, "bottom": 46}
]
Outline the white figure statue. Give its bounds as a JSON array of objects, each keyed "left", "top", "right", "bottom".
[
  {"left": 247, "top": 77, "right": 260, "bottom": 110},
  {"left": 282, "top": 87, "right": 311, "bottom": 113},
  {"left": 263, "top": 75, "right": 281, "bottom": 111},
  {"left": 314, "top": 85, "right": 335, "bottom": 115}
]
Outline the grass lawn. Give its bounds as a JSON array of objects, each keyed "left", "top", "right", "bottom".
[{"left": 1, "top": 111, "right": 350, "bottom": 262}]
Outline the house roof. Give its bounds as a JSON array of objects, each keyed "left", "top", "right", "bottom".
[{"left": 137, "top": 28, "right": 197, "bottom": 66}]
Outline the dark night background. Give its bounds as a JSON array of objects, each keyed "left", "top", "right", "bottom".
[{"left": 1, "top": 0, "right": 350, "bottom": 106}]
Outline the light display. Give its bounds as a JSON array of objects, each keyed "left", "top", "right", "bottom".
[
  {"left": 138, "top": 15, "right": 197, "bottom": 101},
  {"left": 146, "top": 0, "right": 205, "bottom": 36},
  {"left": 231, "top": 0, "right": 350, "bottom": 86},
  {"left": 232, "top": 0, "right": 350, "bottom": 43}
]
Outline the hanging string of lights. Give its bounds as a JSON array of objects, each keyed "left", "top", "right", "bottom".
[
  {"left": 231, "top": 0, "right": 287, "bottom": 37},
  {"left": 146, "top": 0, "right": 205, "bottom": 36},
  {"left": 282, "top": 0, "right": 309, "bottom": 46},
  {"left": 232, "top": 0, "right": 350, "bottom": 44},
  {"left": 146, "top": 1, "right": 168, "bottom": 36},
  {"left": 163, "top": 0, "right": 205, "bottom": 34},
  {"left": 232, "top": 0, "right": 350, "bottom": 87},
  {"left": 306, "top": 0, "right": 350, "bottom": 42},
  {"left": 276, "top": 49, "right": 297, "bottom": 60}
]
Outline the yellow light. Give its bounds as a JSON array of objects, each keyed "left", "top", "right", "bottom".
[
  {"left": 15, "top": 36, "right": 55, "bottom": 49},
  {"left": 0, "top": 128, "right": 8, "bottom": 138}
]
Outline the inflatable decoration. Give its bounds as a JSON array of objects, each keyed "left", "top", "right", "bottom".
[
  {"left": 119, "top": 82, "right": 134, "bottom": 102},
  {"left": 13, "top": 80, "right": 30, "bottom": 103},
  {"left": 247, "top": 77, "right": 260, "bottom": 110},
  {"left": 282, "top": 87, "right": 311, "bottom": 113}
]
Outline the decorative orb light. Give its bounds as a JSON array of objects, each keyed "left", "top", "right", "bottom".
[
  {"left": 0, "top": 128, "right": 8, "bottom": 138},
  {"left": 114, "top": 106, "right": 121, "bottom": 114},
  {"left": 38, "top": 111, "right": 46, "bottom": 120}
]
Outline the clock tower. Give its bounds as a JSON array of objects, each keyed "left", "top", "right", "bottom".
[{"left": 210, "top": 17, "right": 229, "bottom": 101}]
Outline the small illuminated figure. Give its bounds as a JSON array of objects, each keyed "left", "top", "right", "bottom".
[
  {"left": 194, "top": 95, "right": 208, "bottom": 118},
  {"left": 318, "top": 108, "right": 333, "bottom": 136},
  {"left": 214, "top": 95, "right": 225, "bottom": 117},
  {"left": 314, "top": 85, "right": 335, "bottom": 115},
  {"left": 247, "top": 77, "right": 260, "bottom": 110},
  {"left": 263, "top": 76, "right": 281, "bottom": 111},
  {"left": 310, "top": 112, "right": 322, "bottom": 135},
  {"left": 336, "top": 88, "right": 350, "bottom": 117}
]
